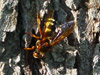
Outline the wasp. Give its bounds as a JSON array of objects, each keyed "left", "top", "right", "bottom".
[{"left": 24, "top": 9, "right": 76, "bottom": 58}]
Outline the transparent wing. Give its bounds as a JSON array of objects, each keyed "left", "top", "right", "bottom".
[{"left": 51, "top": 21, "right": 76, "bottom": 46}]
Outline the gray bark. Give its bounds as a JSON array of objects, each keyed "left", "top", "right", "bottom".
[{"left": 0, "top": 0, "right": 100, "bottom": 75}]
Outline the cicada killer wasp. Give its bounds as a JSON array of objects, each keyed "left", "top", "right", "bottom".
[{"left": 24, "top": 9, "right": 77, "bottom": 58}]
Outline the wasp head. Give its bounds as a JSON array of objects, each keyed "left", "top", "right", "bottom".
[{"left": 33, "top": 51, "right": 45, "bottom": 58}]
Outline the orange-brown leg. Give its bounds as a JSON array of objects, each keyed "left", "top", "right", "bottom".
[
  {"left": 25, "top": 32, "right": 40, "bottom": 39},
  {"left": 36, "top": 13, "right": 43, "bottom": 35},
  {"left": 24, "top": 46, "right": 36, "bottom": 50}
]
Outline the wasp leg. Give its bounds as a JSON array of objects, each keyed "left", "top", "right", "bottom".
[
  {"left": 24, "top": 46, "right": 36, "bottom": 50},
  {"left": 36, "top": 13, "right": 43, "bottom": 35},
  {"left": 25, "top": 32, "right": 40, "bottom": 39}
]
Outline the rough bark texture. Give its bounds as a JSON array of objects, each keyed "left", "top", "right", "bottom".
[{"left": 0, "top": 0, "right": 100, "bottom": 75}]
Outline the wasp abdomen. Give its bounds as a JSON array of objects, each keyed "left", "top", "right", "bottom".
[{"left": 44, "top": 18, "right": 55, "bottom": 34}]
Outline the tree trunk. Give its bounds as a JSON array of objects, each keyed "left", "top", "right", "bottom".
[{"left": 0, "top": 0, "right": 100, "bottom": 75}]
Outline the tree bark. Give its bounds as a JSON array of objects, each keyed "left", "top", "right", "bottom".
[{"left": 0, "top": 0, "right": 100, "bottom": 75}]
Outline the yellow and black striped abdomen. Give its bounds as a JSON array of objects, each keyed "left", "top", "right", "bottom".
[
  {"left": 43, "top": 9, "right": 55, "bottom": 37},
  {"left": 44, "top": 18, "right": 55, "bottom": 34}
]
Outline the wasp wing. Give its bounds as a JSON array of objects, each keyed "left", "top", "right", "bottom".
[{"left": 51, "top": 21, "right": 76, "bottom": 46}]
